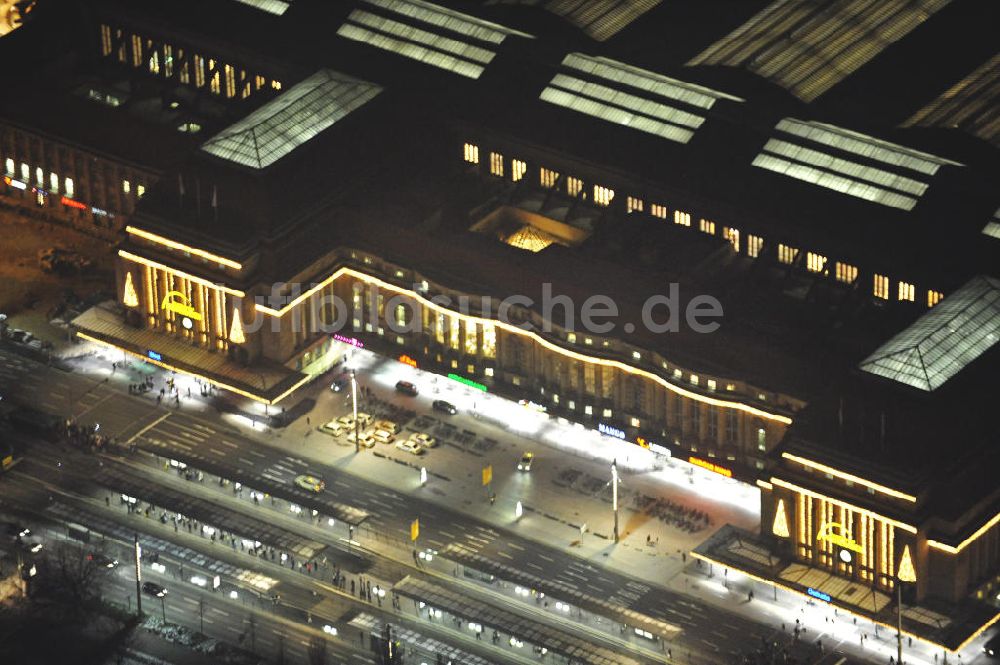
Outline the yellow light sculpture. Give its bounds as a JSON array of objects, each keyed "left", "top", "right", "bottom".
[
  {"left": 123, "top": 272, "right": 139, "bottom": 308},
  {"left": 772, "top": 499, "right": 790, "bottom": 538},
  {"left": 898, "top": 544, "right": 917, "bottom": 583},
  {"left": 229, "top": 307, "right": 246, "bottom": 344}
]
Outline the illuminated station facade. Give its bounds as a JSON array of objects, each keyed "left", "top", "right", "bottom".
[{"left": 2, "top": 0, "right": 998, "bottom": 653}]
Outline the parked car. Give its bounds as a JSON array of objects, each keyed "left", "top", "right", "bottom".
[
  {"left": 3, "top": 523, "right": 30, "bottom": 540},
  {"left": 357, "top": 412, "right": 373, "bottom": 426},
  {"left": 346, "top": 429, "right": 375, "bottom": 448},
  {"left": 142, "top": 582, "right": 167, "bottom": 598},
  {"left": 373, "top": 420, "right": 400, "bottom": 434},
  {"left": 518, "top": 452, "right": 534, "bottom": 471},
  {"left": 319, "top": 420, "right": 343, "bottom": 436},
  {"left": 395, "top": 380, "right": 418, "bottom": 396},
  {"left": 432, "top": 399, "right": 457, "bottom": 415},
  {"left": 412, "top": 432, "right": 437, "bottom": 448},
  {"left": 330, "top": 376, "right": 350, "bottom": 392},
  {"left": 395, "top": 439, "right": 425, "bottom": 456},
  {"left": 18, "top": 540, "right": 44, "bottom": 554},
  {"left": 372, "top": 429, "right": 395, "bottom": 445},
  {"left": 8, "top": 329, "right": 31, "bottom": 344},
  {"left": 294, "top": 474, "right": 326, "bottom": 493}
]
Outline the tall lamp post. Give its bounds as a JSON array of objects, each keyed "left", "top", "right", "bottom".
[
  {"left": 351, "top": 370, "right": 359, "bottom": 454},
  {"left": 612, "top": 459, "right": 620, "bottom": 543},
  {"left": 134, "top": 534, "right": 142, "bottom": 617}
]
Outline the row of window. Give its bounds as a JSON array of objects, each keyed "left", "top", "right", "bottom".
[
  {"left": 465, "top": 143, "right": 945, "bottom": 308},
  {"left": 99, "top": 24, "right": 281, "bottom": 100},
  {"left": 5, "top": 158, "right": 74, "bottom": 198}
]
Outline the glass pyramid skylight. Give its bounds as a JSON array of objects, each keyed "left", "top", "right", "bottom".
[
  {"left": 859, "top": 276, "right": 1000, "bottom": 391},
  {"left": 201, "top": 69, "right": 382, "bottom": 169}
]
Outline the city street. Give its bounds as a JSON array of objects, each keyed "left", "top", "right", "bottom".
[{"left": 0, "top": 343, "right": 993, "bottom": 665}]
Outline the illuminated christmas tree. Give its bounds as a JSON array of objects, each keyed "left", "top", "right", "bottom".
[
  {"left": 229, "top": 307, "right": 246, "bottom": 344},
  {"left": 772, "top": 498, "right": 790, "bottom": 538},
  {"left": 123, "top": 272, "right": 139, "bottom": 308},
  {"left": 898, "top": 544, "right": 917, "bottom": 582}
]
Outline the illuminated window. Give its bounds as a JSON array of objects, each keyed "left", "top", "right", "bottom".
[
  {"left": 707, "top": 379, "right": 716, "bottom": 391},
  {"left": 568, "top": 400, "right": 575, "bottom": 410},
  {"left": 584, "top": 405, "right": 593, "bottom": 415},
  {"left": 631, "top": 351, "right": 641, "bottom": 360},
  {"left": 4, "top": 158, "right": 12, "bottom": 176},
  {"left": 699, "top": 219, "right": 715, "bottom": 235},
  {"left": 873, "top": 274, "right": 889, "bottom": 300},
  {"left": 927, "top": 290, "right": 943, "bottom": 307},
  {"left": 100, "top": 24, "right": 112, "bottom": 57},
  {"left": 34, "top": 167, "right": 43, "bottom": 186},
  {"left": 674, "top": 210, "right": 691, "bottom": 226},
  {"left": 690, "top": 374, "right": 699, "bottom": 386},
  {"left": 627, "top": 196, "right": 643, "bottom": 213},
  {"left": 130, "top": 34, "right": 142, "bottom": 67},
  {"left": 178, "top": 49, "right": 190, "bottom": 84},
  {"left": 224, "top": 64, "right": 236, "bottom": 98},
  {"left": 449, "top": 317, "right": 460, "bottom": 350},
  {"left": 898, "top": 281, "right": 915, "bottom": 302},
  {"left": 673, "top": 368, "right": 682, "bottom": 379},
  {"left": 272, "top": 80, "right": 282, "bottom": 90},
  {"left": 434, "top": 313, "right": 444, "bottom": 344},
  {"left": 723, "top": 227, "right": 739, "bottom": 252},
  {"left": 593, "top": 185, "right": 614, "bottom": 207},
  {"left": 255, "top": 75, "right": 265, "bottom": 90},
  {"left": 20, "top": 163, "right": 29, "bottom": 181},
  {"left": 567, "top": 176, "right": 583, "bottom": 197},
  {"left": 757, "top": 428, "right": 766, "bottom": 451},
  {"left": 650, "top": 204, "right": 667, "bottom": 219},
  {"left": 148, "top": 50, "right": 160, "bottom": 75},
  {"left": 630, "top": 417, "right": 640, "bottom": 428},
  {"left": 835, "top": 262, "right": 858, "bottom": 284},
  {"left": 512, "top": 159, "right": 526, "bottom": 182},
  {"left": 49, "top": 173, "right": 58, "bottom": 193},
  {"left": 482, "top": 323, "right": 496, "bottom": 358},
  {"left": 778, "top": 243, "right": 798, "bottom": 265},
  {"left": 64, "top": 177, "right": 74, "bottom": 198},
  {"left": 567, "top": 332, "right": 576, "bottom": 343},
  {"left": 465, "top": 322, "right": 478, "bottom": 355},
  {"left": 540, "top": 167, "right": 558, "bottom": 188},
  {"left": 748, "top": 234, "right": 763, "bottom": 258},
  {"left": 137, "top": 185, "right": 145, "bottom": 198},
  {"left": 603, "top": 408, "right": 612, "bottom": 418},
  {"left": 463, "top": 143, "right": 479, "bottom": 164},
  {"left": 163, "top": 45, "right": 173, "bottom": 78},
  {"left": 489, "top": 152, "right": 504, "bottom": 177},
  {"left": 584, "top": 337, "right": 592, "bottom": 345},
  {"left": 395, "top": 304, "right": 406, "bottom": 327},
  {"left": 194, "top": 55, "right": 205, "bottom": 87},
  {"left": 210, "top": 69, "right": 221, "bottom": 95},
  {"left": 123, "top": 180, "right": 131, "bottom": 194},
  {"left": 806, "top": 252, "right": 826, "bottom": 273}
]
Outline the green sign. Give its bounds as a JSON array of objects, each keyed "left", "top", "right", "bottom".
[{"left": 447, "top": 373, "right": 487, "bottom": 392}]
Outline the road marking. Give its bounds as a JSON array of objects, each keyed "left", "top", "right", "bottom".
[{"left": 126, "top": 413, "right": 172, "bottom": 445}]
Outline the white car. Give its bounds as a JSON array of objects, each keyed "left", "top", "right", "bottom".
[
  {"left": 412, "top": 433, "right": 437, "bottom": 448},
  {"left": 319, "top": 420, "right": 343, "bottom": 436},
  {"left": 336, "top": 414, "right": 354, "bottom": 427},
  {"left": 372, "top": 429, "right": 395, "bottom": 445},
  {"left": 395, "top": 440, "right": 425, "bottom": 456},
  {"left": 357, "top": 412, "right": 373, "bottom": 426}
]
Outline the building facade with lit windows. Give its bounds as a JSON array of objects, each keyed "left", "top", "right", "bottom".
[{"left": 3, "top": 0, "right": 995, "bottom": 648}]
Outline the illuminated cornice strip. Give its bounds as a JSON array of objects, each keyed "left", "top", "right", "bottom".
[
  {"left": 770, "top": 477, "right": 917, "bottom": 533},
  {"left": 689, "top": 550, "right": 996, "bottom": 654},
  {"left": 255, "top": 266, "right": 794, "bottom": 425},
  {"left": 126, "top": 226, "right": 243, "bottom": 270},
  {"left": 118, "top": 250, "right": 245, "bottom": 298},
  {"left": 76, "top": 332, "right": 308, "bottom": 405},
  {"left": 781, "top": 453, "right": 917, "bottom": 503},
  {"left": 928, "top": 510, "right": 1000, "bottom": 554},
  {"left": 756, "top": 479, "right": 773, "bottom": 490}
]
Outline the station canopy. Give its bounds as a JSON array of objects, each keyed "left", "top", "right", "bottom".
[
  {"left": 752, "top": 118, "right": 961, "bottom": 211},
  {"left": 540, "top": 53, "right": 743, "bottom": 145},
  {"left": 859, "top": 276, "right": 1000, "bottom": 391},
  {"left": 337, "top": 0, "right": 532, "bottom": 79}
]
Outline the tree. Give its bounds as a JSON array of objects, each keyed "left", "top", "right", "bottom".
[{"left": 37, "top": 542, "right": 111, "bottom": 616}]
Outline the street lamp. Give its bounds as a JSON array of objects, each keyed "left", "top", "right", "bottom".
[
  {"left": 612, "top": 459, "right": 620, "bottom": 543},
  {"left": 351, "top": 370, "right": 359, "bottom": 454}
]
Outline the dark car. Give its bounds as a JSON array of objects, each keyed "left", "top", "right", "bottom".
[
  {"left": 395, "top": 380, "right": 418, "bottom": 396},
  {"left": 330, "top": 376, "right": 349, "bottom": 392},
  {"left": 142, "top": 582, "right": 167, "bottom": 597},
  {"left": 87, "top": 553, "right": 119, "bottom": 569},
  {"left": 432, "top": 399, "right": 457, "bottom": 415},
  {"left": 3, "top": 523, "right": 30, "bottom": 540},
  {"left": 984, "top": 633, "right": 1000, "bottom": 658}
]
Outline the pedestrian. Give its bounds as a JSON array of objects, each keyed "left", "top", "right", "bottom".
[{"left": 306, "top": 417, "right": 311, "bottom": 426}]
